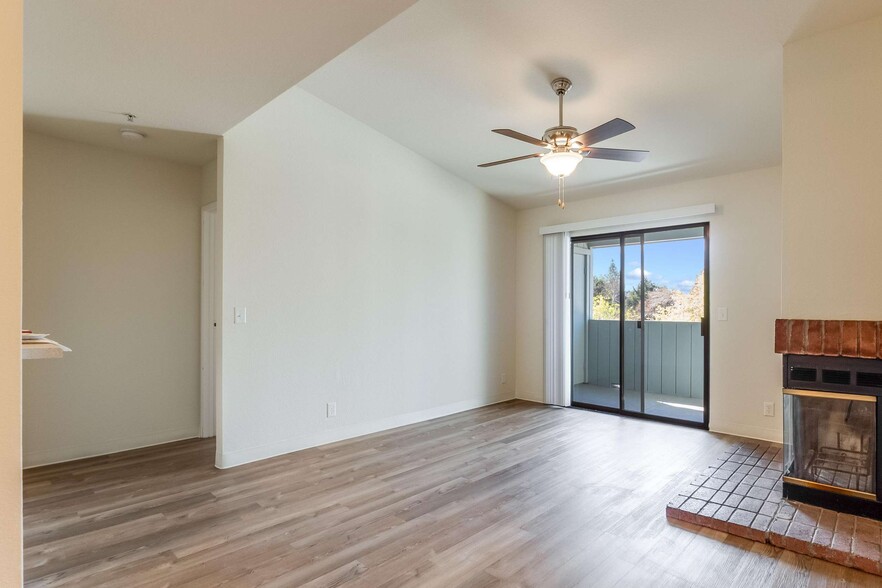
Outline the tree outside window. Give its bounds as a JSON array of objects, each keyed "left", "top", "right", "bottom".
[{"left": 591, "top": 260, "right": 704, "bottom": 322}]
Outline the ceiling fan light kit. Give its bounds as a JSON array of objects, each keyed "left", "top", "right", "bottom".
[
  {"left": 540, "top": 150, "right": 582, "bottom": 177},
  {"left": 478, "top": 77, "right": 648, "bottom": 209}
]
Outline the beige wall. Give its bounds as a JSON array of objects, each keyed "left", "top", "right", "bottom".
[
  {"left": 23, "top": 132, "right": 203, "bottom": 466},
  {"left": 219, "top": 87, "right": 516, "bottom": 467},
  {"left": 782, "top": 15, "right": 882, "bottom": 319},
  {"left": 0, "top": 2, "right": 22, "bottom": 583},
  {"left": 201, "top": 159, "right": 217, "bottom": 206},
  {"left": 515, "top": 167, "right": 784, "bottom": 441}
]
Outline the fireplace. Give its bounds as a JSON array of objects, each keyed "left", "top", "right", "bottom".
[{"left": 781, "top": 351, "right": 882, "bottom": 520}]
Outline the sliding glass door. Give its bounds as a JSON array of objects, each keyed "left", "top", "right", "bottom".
[
  {"left": 572, "top": 237, "right": 621, "bottom": 410},
  {"left": 570, "top": 223, "right": 709, "bottom": 428}
]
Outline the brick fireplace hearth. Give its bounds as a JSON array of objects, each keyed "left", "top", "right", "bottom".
[
  {"left": 667, "top": 318, "right": 882, "bottom": 575},
  {"left": 666, "top": 442, "right": 882, "bottom": 575}
]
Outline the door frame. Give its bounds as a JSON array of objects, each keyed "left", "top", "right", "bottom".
[
  {"left": 569, "top": 221, "right": 710, "bottom": 429},
  {"left": 200, "top": 202, "right": 217, "bottom": 438}
]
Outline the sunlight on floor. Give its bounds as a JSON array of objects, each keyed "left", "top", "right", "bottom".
[{"left": 657, "top": 400, "right": 704, "bottom": 412}]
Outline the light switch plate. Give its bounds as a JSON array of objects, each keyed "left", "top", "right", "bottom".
[
  {"left": 717, "top": 307, "right": 728, "bottom": 321},
  {"left": 234, "top": 306, "right": 246, "bottom": 324}
]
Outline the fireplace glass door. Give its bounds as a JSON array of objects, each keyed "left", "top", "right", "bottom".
[{"left": 783, "top": 389, "right": 876, "bottom": 499}]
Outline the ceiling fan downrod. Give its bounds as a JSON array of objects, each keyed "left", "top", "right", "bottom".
[
  {"left": 543, "top": 78, "right": 578, "bottom": 150},
  {"left": 551, "top": 78, "right": 572, "bottom": 209},
  {"left": 551, "top": 77, "right": 571, "bottom": 127}
]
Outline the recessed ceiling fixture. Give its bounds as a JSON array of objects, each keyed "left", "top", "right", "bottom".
[{"left": 478, "top": 77, "right": 648, "bottom": 208}]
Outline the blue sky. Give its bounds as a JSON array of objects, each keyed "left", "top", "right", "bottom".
[{"left": 588, "top": 238, "right": 704, "bottom": 293}]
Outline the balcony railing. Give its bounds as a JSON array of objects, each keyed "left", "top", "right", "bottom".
[{"left": 573, "top": 319, "right": 703, "bottom": 399}]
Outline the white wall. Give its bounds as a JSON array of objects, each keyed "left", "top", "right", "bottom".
[
  {"left": 515, "top": 167, "right": 784, "bottom": 441},
  {"left": 219, "top": 87, "right": 516, "bottom": 467},
  {"left": 0, "top": 1, "right": 22, "bottom": 583},
  {"left": 23, "top": 132, "right": 203, "bottom": 466},
  {"left": 782, "top": 16, "right": 882, "bottom": 319}
]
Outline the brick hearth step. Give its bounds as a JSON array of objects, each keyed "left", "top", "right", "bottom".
[{"left": 666, "top": 442, "right": 882, "bottom": 576}]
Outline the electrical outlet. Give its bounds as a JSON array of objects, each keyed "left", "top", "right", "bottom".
[
  {"left": 763, "top": 402, "right": 774, "bottom": 417},
  {"left": 501, "top": 373, "right": 507, "bottom": 384},
  {"left": 327, "top": 402, "right": 337, "bottom": 418}
]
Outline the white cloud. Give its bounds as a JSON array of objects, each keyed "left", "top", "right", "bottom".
[
  {"left": 627, "top": 268, "right": 652, "bottom": 279},
  {"left": 676, "top": 279, "right": 695, "bottom": 292}
]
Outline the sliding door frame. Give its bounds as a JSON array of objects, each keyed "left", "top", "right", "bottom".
[{"left": 569, "top": 221, "right": 710, "bottom": 430}]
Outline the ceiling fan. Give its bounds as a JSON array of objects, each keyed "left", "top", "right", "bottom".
[{"left": 478, "top": 77, "right": 648, "bottom": 208}]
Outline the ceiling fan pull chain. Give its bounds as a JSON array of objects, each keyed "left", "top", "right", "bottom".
[{"left": 557, "top": 175, "right": 566, "bottom": 209}]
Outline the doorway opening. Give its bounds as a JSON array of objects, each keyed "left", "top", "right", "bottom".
[{"left": 570, "top": 223, "right": 709, "bottom": 428}]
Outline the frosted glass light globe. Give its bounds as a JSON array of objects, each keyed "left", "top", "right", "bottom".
[{"left": 540, "top": 150, "right": 582, "bottom": 177}]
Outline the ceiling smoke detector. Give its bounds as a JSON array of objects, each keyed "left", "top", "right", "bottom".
[
  {"left": 119, "top": 128, "right": 145, "bottom": 141},
  {"left": 117, "top": 113, "right": 144, "bottom": 141}
]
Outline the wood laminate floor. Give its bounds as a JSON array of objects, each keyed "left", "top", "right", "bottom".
[{"left": 23, "top": 401, "right": 882, "bottom": 587}]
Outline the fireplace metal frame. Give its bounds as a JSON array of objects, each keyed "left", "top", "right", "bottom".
[
  {"left": 783, "top": 388, "right": 876, "bottom": 500},
  {"left": 782, "top": 354, "right": 882, "bottom": 520}
]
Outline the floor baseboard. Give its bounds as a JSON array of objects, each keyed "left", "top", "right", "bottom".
[
  {"left": 217, "top": 395, "right": 515, "bottom": 469},
  {"left": 24, "top": 426, "right": 201, "bottom": 469}
]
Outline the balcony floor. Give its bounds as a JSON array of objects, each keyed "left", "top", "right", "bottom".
[{"left": 572, "top": 383, "right": 704, "bottom": 423}]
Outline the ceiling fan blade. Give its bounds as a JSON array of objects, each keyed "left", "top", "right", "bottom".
[
  {"left": 492, "top": 129, "right": 549, "bottom": 147},
  {"left": 477, "top": 153, "right": 542, "bottom": 167},
  {"left": 582, "top": 147, "right": 648, "bottom": 162},
  {"left": 573, "top": 118, "right": 636, "bottom": 147}
]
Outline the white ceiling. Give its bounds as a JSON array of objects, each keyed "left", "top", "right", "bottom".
[
  {"left": 299, "top": 0, "right": 882, "bottom": 208},
  {"left": 24, "top": 1, "right": 882, "bottom": 206},
  {"left": 24, "top": 0, "right": 416, "bottom": 135}
]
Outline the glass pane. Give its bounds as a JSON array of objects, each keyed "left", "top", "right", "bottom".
[
  {"left": 642, "top": 226, "right": 705, "bottom": 422},
  {"left": 623, "top": 235, "right": 642, "bottom": 412},
  {"left": 572, "top": 237, "right": 621, "bottom": 409},
  {"left": 784, "top": 393, "right": 876, "bottom": 495}
]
